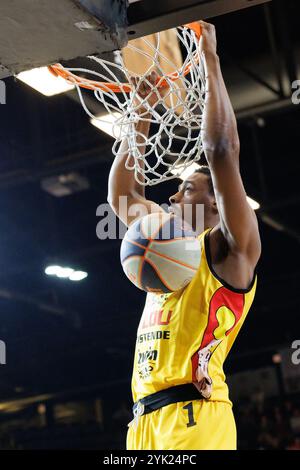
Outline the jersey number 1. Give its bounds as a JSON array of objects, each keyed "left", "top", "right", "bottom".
[{"left": 183, "top": 402, "right": 196, "bottom": 427}]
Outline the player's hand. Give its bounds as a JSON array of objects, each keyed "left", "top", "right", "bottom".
[
  {"left": 130, "top": 70, "right": 166, "bottom": 114},
  {"left": 198, "top": 21, "right": 217, "bottom": 57}
]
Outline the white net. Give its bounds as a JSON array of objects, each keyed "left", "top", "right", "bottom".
[{"left": 50, "top": 24, "right": 206, "bottom": 186}]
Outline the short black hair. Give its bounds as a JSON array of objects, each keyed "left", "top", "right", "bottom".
[{"left": 194, "top": 165, "right": 214, "bottom": 195}]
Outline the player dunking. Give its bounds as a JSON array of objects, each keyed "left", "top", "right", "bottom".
[{"left": 108, "top": 21, "right": 261, "bottom": 450}]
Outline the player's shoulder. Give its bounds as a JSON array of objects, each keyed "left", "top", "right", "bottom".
[{"left": 207, "top": 223, "right": 258, "bottom": 290}]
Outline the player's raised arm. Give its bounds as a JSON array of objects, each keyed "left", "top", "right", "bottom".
[
  {"left": 199, "top": 21, "right": 261, "bottom": 263},
  {"left": 107, "top": 71, "right": 164, "bottom": 227}
]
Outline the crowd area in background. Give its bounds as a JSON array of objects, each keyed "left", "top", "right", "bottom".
[
  {"left": 0, "top": 392, "right": 300, "bottom": 449},
  {"left": 235, "top": 390, "right": 300, "bottom": 450}
]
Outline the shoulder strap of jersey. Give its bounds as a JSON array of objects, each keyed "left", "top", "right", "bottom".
[{"left": 198, "top": 227, "right": 212, "bottom": 243}]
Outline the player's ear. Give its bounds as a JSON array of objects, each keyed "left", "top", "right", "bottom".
[{"left": 211, "top": 197, "right": 218, "bottom": 214}]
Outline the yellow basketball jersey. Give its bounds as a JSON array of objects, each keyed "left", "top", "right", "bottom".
[{"left": 131, "top": 228, "right": 257, "bottom": 405}]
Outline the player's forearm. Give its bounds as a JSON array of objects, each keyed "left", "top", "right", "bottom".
[
  {"left": 201, "top": 52, "right": 240, "bottom": 165},
  {"left": 107, "top": 117, "right": 150, "bottom": 208}
]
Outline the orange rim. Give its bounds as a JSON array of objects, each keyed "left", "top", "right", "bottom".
[{"left": 48, "top": 22, "right": 202, "bottom": 94}]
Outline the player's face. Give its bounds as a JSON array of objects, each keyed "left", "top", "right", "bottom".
[{"left": 168, "top": 172, "right": 216, "bottom": 230}]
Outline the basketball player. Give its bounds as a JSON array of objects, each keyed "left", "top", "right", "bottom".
[{"left": 108, "top": 21, "right": 261, "bottom": 450}]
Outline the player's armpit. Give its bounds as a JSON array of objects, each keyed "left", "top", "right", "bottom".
[{"left": 110, "top": 192, "right": 164, "bottom": 227}]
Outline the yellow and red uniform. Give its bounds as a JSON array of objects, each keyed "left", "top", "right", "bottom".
[{"left": 127, "top": 228, "right": 257, "bottom": 450}]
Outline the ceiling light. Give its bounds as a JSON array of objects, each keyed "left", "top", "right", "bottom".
[
  {"left": 45, "top": 265, "right": 88, "bottom": 281},
  {"left": 45, "top": 265, "right": 61, "bottom": 276},
  {"left": 17, "top": 67, "right": 75, "bottom": 96},
  {"left": 171, "top": 163, "right": 200, "bottom": 180},
  {"left": 69, "top": 271, "right": 88, "bottom": 281},
  {"left": 90, "top": 112, "right": 128, "bottom": 138},
  {"left": 56, "top": 267, "right": 75, "bottom": 279},
  {"left": 246, "top": 196, "right": 260, "bottom": 211}
]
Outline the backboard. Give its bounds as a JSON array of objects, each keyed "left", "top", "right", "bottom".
[{"left": 0, "top": 0, "right": 271, "bottom": 79}]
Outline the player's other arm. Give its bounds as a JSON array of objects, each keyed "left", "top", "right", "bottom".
[
  {"left": 199, "top": 21, "right": 261, "bottom": 264},
  {"left": 107, "top": 72, "right": 163, "bottom": 227}
]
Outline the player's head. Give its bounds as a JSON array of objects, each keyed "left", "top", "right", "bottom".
[{"left": 169, "top": 165, "right": 219, "bottom": 232}]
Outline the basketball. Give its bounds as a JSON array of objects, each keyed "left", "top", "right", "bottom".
[{"left": 120, "top": 212, "right": 201, "bottom": 293}]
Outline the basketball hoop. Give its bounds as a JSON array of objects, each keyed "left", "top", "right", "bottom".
[{"left": 49, "top": 22, "right": 206, "bottom": 186}]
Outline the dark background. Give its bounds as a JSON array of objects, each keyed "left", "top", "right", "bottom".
[{"left": 0, "top": 0, "right": 299, "bottom": 450}]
